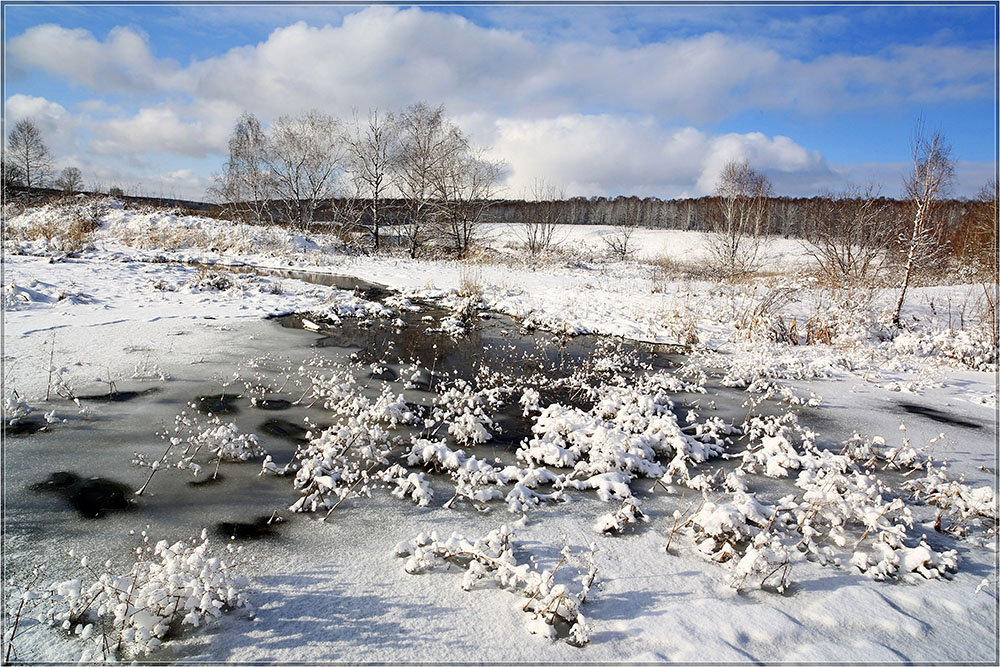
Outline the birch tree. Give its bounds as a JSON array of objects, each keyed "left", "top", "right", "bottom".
[
  {"left": 393, "top": 103, "right": 465, "bottom": 258},
  {"left": 268, "top": 110, "right": 345, "bottom": 229},
  {"left": 707, "top": 160, "right": 772, "bottom": 278},
  {"left": 432, "top": 146, "right": 504, "bottom": 257},
  {"left": 212, "top": 112, "right": 274, "bottom": 224},
  {"left": 6, "top": 119, "right": 52, "bottom": 187},
  {"left": 345, "top": 108, "right": 396, "bottom": 251},
  {"left": 890, "top": 123, "right": 954, "bottom": 327}
]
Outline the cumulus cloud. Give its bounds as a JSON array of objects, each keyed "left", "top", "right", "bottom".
[
  {"left": 7, "top": 24, "right": 181, "bottom": 92},
  {"left": 490, "top": 115, "right": 839, "bottom": 198},
  {"left": 181, "top": 9, "right": 538, "bottom": 119},
  {"left": 7, "top": 8, "right": 993, "bottom": 122},
  {"left": 4, "top": 94, "right": 81, "bottom": 159},
  {"left": 88, "top": 102, "right": 237, "bottom": 158},
  {"left": 5, "top": 7, "right": 992, "bottom": 199}
]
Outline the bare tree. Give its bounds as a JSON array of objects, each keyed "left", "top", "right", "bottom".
[
  {"left": 211, "top": 112, "right": 274, "bottom": 224},
  {"left": 6, "top": 119, "right": 52, "bottom": 187},
  {"left": 802, "top": 185, "right": 896, "bottom": 285},
  {"left": 890, "top": 122, "right": 954, "bottom": 326},
  {"left": 393, "top": 103, "right": 465, "bottom": 258},
  {"left": 432, "top": 146, "right": 504, "bottom": 257},
  {"left": 707, "top": 160, "right": 772, "bottom": 278},
  {"left": 602, "top": 198, "right": 640, "bottom": 260},
  {"left": 268, "top": 110, "right": 346, "bottom": 229},
  {"left": 54, "top": 166, "right": 84, "bottom": 194},
  {"left": 971, "top": 178, "right": 998, "bottom": 277},
  {"left": 520, "top": 179, "right": 564, "bottom": 255},
  {"left": 345, "top": 108, "right": 396, "bottom": 252}
]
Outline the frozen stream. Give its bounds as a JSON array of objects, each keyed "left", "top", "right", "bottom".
[
  {"left": 4, "top": 302, "right": 697, "bottom": 583},
  {"left": 3, "top": 286, "right": 997, "bottom": 663}
]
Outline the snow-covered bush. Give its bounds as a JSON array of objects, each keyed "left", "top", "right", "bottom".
[
  {"left": 4, "top": 390, "right": 34, "bottom": 425},
  {"left": 594, "top": 497, "right": 648, "bottom": 534},
  {"left": 30, "top": 530, "right": 249, "bottom": 661},
  {"left": 892, "top": 328, "right": 998, "bottom": 371},
  {"left": 133, "top": 408, "right": 265, "bottom": 493},
  {"left": 906, "top": 467, "right": 998, "bottom": 537},
  {"left": 395, "top": 525, "right": 596, "bottom": 645},
  {"left": 288, "top": 375, "right": 413, "bottom": 515}
]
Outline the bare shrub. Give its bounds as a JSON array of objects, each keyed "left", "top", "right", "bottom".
[
  {"left": 603, "top": 216, "right": 639, "bottom": 261},
  {"left": 649, "top": 254, "right": 674, "bottom": 293},
  {"left": 732, "top": 287, "right": 794, "bottom": 340},
  {"left": 520, "top": 179, "right": 564, "bottom": 255},
  {"left": 458, "top": 268, "right": 484, "bottom": 299},
  {"left": 802, "top": 186, "right": 896, "bottom": 286},
  {"left": 707, "top": 161, "right": 772, "bottom": 279}
]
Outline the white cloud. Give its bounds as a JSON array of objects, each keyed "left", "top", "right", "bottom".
[
  {"left": 7, "top": 8, "right": 992, "bottom": 123},
  {"left": 4, "top": 94, "right": 80, "bottom": 159},
  {"left": 5, "top": 8, "right": 992, "bottom": 200},
  {"left": 7, "top": 24, "right": 181, "bottom": 92},
  {"left": 181, "top": 9, "right": 538, "bottom": 119},
  {"left": 491, "top": 115, "right": 838, "bottom": 198},
  {"left": 88, "top": 102, "right": 237, "bottom": 158}
]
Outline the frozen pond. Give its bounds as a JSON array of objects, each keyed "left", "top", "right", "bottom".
[
  {"left": 3, "top": 289, "right": 996, "bottom": 664},
  {"left": 3, "top": 303, "right": 694, "bottom": 568}
]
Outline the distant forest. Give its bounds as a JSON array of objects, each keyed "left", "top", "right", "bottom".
[{"left": 6, "top": 186, "right": 993, "bottom": 257}]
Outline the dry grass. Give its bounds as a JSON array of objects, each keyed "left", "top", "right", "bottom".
[
  {"left": 458, "top": 267, "right": 484, "bottom": 299},
  {"left": 4, "top": 201, "right": 102, "bottom": 253},
  {"left": 978, "top": 282, "right": 999, "bottom": 357},
  {"left": 733, "top": 287, "right": 794, "bottom": 339}
]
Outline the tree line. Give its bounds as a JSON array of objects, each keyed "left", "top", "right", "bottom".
[
  {"left": 210, "top": 104, "right": 503, "bottom": 258},
  {"left": 4, "top": 110, "right": 996, "bottom": 293}
]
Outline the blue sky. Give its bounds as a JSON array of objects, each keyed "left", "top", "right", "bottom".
[{"left": 3, "top": 2, "right": 996, "bottom": 200}]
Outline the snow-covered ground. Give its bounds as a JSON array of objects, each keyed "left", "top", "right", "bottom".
[{"left": 3, "top": 198, "right": 997, "bottom": 663}]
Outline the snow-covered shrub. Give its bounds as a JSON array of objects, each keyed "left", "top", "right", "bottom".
[
  {"left": 395, "top": 525, "right": 596, "bottom": 645},
  {"left": 594, "top": 497, "right": 648, "bottom": 534},
  {"left": 791, "top": 465, "right": 912, "bottom": 564},
  {"left": 133, "top": 409, "right": 265, "bottom": 493},
  {"left": 187, "top": 270, "right": 234, "bottom": 292},
  {"left": 906, "top": 467, "right": 998, "bottom": 537},
  {"left": 33, "top": 530, "right": 249, "bottom": 661},
  {"left": 4, "top": 390, "right": 34, "bottom": 425},
  {"left": 433, "top": 379, "right": 506, "bottom": 445},
  {"left": 379, "top": 465, "right": 434, "bottom": 506},
  {"left": 850, "top": 538, "right": 957, "bottom": 581},
  {"left": 289, "top": 376, "right": 413, "bottom": 515},
  {"left": 519, "top": 377, "right": 718, "bottom": 490},
  {"left": 892, "top": 328, "right": 998, "bottom": 371},
  {"left": 739, "top": 411, "right": 811, "bottom": 478},
  {"left": 686, "top": 492, "right": 774, "bottom": 565},
  {"left": 731, "top": 528, "right": 792, "bottom": 592}
]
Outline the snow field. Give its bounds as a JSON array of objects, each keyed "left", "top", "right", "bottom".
[{"left": 2, "top": 200, "right": 997, "bottom": 663}]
